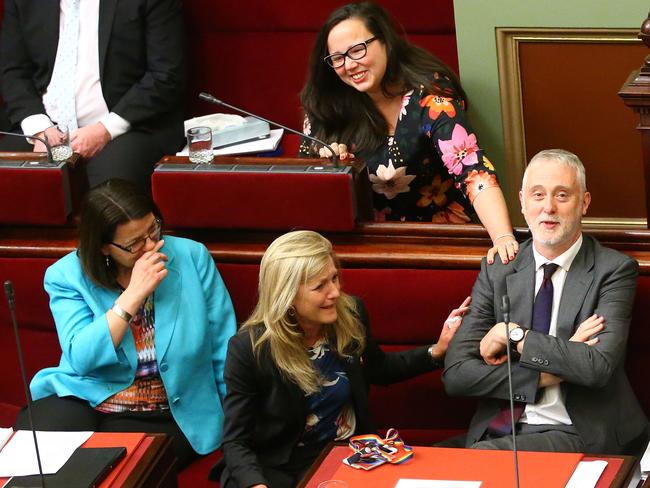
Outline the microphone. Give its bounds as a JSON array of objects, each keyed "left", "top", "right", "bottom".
[
  {"left": 502, "top": 295, "right": 520, "bottom": 488},
  {"left": 0, "top": 130, "right": 54, "bottom": 165},
  {"left": 198, "top": 92, "right": 339, "bottom": 168},
  {"left": 502, "top": 295, "right": 510, "bottom": 324},
  {"left": 5, "top": 281, "right": 45, "bottom": 486}
]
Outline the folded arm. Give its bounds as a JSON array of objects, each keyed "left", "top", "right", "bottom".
[
  {"left": 443, "top": 259, "right": 539, "bottom": 403},
  {"left": 519, "top": 258, "right": 637, "bottom": 388}
]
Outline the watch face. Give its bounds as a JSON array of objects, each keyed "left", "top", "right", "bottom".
[{"left": 509, "top": 327, "right": 525, "bottom": 342}]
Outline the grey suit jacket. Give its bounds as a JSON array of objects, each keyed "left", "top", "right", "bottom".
[{"left": 443, "top": 234, "right": 648, "bottom": 455}]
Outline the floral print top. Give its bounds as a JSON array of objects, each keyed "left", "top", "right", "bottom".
[
  {"left": 299, "top": 74, "right": 500, "bottom": 223},
  {"left": 298, "top": 340, "right": 356, "bottom": 446}
]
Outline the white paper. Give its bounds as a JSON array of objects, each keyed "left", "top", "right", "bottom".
[
  {"left": 641, "top": 438, "right": 650, "bottom": 473},
  {"left": 184, "top": 113, "right": 245, "bottom": 132},
  {"left": 0, "top": 428, "right": 12, "bottom": 451},
  {"left": 176, "top": 128, "right": 283, "bottom": 156},
  {"left": 394, "top": 479, "right": 481, "bottom": 488},
  {"left": 564, "top": 460, "right": 608, "bottom": 488},
  {"left": 0, "top": 430, "right": 92, "bottom": 476}
]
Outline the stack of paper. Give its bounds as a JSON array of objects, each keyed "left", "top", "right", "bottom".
[
  {"left": 0, "top": 430, "right": 92, "bottom": 476},
  {"left": 176, "top": 128, "right": 283, "bottom": 157},
  {"left": 0, "top": 428, "right": 12, "bottom": 451}
]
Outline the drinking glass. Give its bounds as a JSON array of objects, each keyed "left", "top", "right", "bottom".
[
  {"left": 187, "top": 126, "right": 214, "bottom": 164},
  {"left": 318, "top": 481, "right": 348, "bottom": 488},
  {"left": 46, "top": 124, "right": 73, "bottom": 162}
]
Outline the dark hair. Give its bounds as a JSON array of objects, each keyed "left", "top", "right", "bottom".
[
  {"left": 78, "top": 179, "right": 162, "bottom": 289},
  {"left": 300, "top": 2, "right": 466, "bottom": 155}
]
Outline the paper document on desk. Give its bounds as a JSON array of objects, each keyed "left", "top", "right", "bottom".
[
  {"left": 176, "top": 128, "right": 283, "bottom": 156},
  {"left": 641, "top": 437, "right": 650, "bottom": 474},
  {"left": 0, "top": 430, "right": 92, "bottom": 476},
  {"left": 564, "top": 460, "right": 607, "bottom": 488},
  {"left": 0, "top": 428, "right": 12, "bottom": 451},
  {"left": 394, "top": 480, "right": 481, "bottom": 488}
]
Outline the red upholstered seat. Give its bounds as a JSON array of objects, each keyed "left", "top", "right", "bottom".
[
  {"left": 0, "top": 258, "right": 61, "bottom": 411},
  {"left": 0, "top": 1, "right": 464, "bottom": 485}
]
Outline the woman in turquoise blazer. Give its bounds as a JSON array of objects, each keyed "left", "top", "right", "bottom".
[{"left": 18, "top": 179, "right": 236, "bottom": 469}]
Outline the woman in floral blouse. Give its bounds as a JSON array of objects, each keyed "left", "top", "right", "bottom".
[{"left": 300, "top": 2, "right": 517, "bottom": 264}]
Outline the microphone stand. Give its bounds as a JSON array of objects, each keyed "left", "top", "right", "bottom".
[
  {"left": 198, "top": 92, "right": 339, "bottom": 168},
  {"left": 0, "top": 130, "right": 54, "bottom": 165},
  {"left": 502, "top": 295, "right": 520, "bottom": 488},
  {"left": 5, "top": 281, "right": 45, "bottom": 487}
]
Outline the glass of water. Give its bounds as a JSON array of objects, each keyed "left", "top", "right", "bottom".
[
  {"left": 45, "top": 124, "right": 73, "bottom": 162},
  {"left": 187, "top": 126, "right": 214, "bottom": 164}
]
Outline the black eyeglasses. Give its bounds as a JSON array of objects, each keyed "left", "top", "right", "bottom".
[
  {"left": 109, "top": 218, "right": 162, "bottom": 254},
  {"left": 324, "top": 37, "right": 377, "bottom": 68}
]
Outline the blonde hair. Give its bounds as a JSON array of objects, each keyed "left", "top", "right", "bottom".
[{"left": 242, "top": 230, "right": 365, "bottom": 395}]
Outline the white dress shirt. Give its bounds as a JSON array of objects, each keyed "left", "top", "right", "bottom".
[
  {"left": 520, "top": 234, "right": 583, "bottom": 426},
  {"left": 21, "top": 0, "right": 130, "bottom": 140}
]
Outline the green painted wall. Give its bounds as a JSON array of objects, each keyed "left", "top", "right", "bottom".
[{"left": 453, "top": 0, "right": 649, "bottom": 195}]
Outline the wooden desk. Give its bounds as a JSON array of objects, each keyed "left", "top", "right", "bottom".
[
  {"left": 119, "top": 433, "right": 177, "bottom": 488},
  {"left": 299, "top": 444, "right": 638, "bottom": 488},
  {"left": 0, "top": 433, "right": 177, "bottom": 488}
]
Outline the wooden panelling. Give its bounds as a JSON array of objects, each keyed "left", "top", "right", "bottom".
[{"left": 497, "top": 28, "right": 647, "bottom": 226}]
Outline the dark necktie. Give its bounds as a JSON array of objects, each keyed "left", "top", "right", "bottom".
[
  {"left": 532, "top": 263, "right": 560, "bottom": 334},
  {"left": 487, "top": 263, "right": 560, "bottom": 437}
]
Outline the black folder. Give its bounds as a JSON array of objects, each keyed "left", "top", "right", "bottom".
[{"left": 5, "top": 446, "right": 126, "bottom": 488}]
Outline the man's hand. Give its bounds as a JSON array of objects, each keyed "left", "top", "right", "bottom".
[
  {"left": 32, "top": 133, "right": 47, "bottom": 153},
  {"left": 570, "top": 314, "right": 604, "bottom": 346},
  {"left": 71, "top": 122, "right": 111, "bottom": 158},
  {"left": 480, "top": 322, "right": 520, "bottom": 365},
  {"left": 32, "top": 126, "right": 64, "bottom": 153},
  {"left": 539, "top": 372, "right": 562, "bottom": 387},
  {"left": 536, "top": 316, "right": 605, "bottom": 388}
]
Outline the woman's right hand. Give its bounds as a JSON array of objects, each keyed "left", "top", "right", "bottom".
[
  {"left": 319, "top": 142, "right": 355, "bottom": 161},
  {"left": 429, "top": 296, "right": 471, "bottom": 360},
  {"left": 125, "top": 239, "right": 168, "bottom": 302},
  {"left": 570, "top": 314, "right": 604, "bottom": 346}
]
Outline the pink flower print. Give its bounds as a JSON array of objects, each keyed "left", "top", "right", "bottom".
[
  {"left": 368, "top": 160, "right": 416, "bottom": 200},
  {"left": 399, "top": 90, "right": 414, "bottom": 121},
  {"left": 438, "top": 124, "right": 480, "bottom": 175}
]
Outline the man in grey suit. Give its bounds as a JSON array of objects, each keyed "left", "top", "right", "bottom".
[{"left": 443, "top": 149, "right": 648, "bottom": 455}]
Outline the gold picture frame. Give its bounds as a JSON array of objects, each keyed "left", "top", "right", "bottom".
[{"left": 495, "top": 27, "right": 645, "bottom": 227}]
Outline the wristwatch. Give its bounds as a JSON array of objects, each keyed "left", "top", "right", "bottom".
[{"left": 508, "top": 326, "right": 525, "bottom": 352}]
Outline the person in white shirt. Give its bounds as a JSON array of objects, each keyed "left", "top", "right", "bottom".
[
  {"left": 443, "top": 149, "right": 648, "bottom": 455},
  {"left": 0, "top": 0, "right": 186, "bottom": 190}
]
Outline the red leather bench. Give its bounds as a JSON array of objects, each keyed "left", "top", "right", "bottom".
[
  {"left": 4, "top": 254, "right": 650, "bottom": 487},
  {"left": 0, "top": 256, "right": 479, "bottom": 486},
  {"left": 0, "top": 0, "right": 463, "bottom": 485}
]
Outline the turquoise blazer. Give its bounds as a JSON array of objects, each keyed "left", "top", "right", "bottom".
[{"left": 31, "top": 235, "right": 237, "bottom": 454}]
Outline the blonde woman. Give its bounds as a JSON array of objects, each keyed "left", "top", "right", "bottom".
[{"left": 212, "top": 230, "right": 470, "bottom": 488}]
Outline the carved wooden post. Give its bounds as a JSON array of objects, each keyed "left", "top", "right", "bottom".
[{"left": 619, "top": 11, "right": 650, "bottom": 228}]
